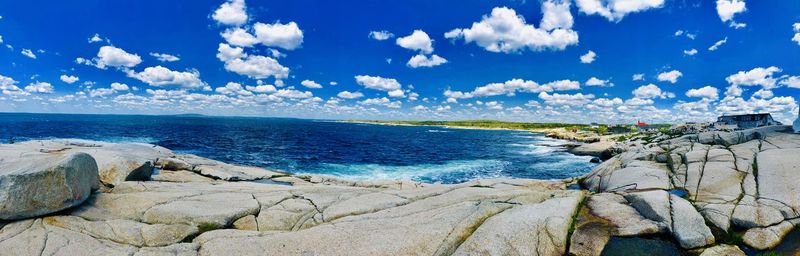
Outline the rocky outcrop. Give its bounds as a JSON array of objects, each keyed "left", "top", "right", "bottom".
[
  {"left": 1, "top": 127, "right": 799, "bottom": 255},
  {"left": 568, "top": 141, "right": 618, "bottom": 160},
  {"left": 580, "top": 125, "right": 800, "bottom": 252},
  {"left": 0, "top": 151, "right": 99, "bottom": 220}
]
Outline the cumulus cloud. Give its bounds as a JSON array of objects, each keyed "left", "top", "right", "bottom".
[
  {"left": 725, "top": 66, "right": 781, "bottom": 89},
  {"left": 300, "top": 80, "right": 322, "bottom": 89},
  {"left": 223, "top": 55, "right": 289, "bottom": 79},
  {"left": 406, "top": 54, "right": 448, "bottom": 68},
  {"left": 575, "top": 0, "right": 665, "bottom": 22},
  {"left": 538, "top": 91, "right": 595, "bottom": 106},
  {"left": 246, "top": 84, "right": 277, "bottom": 93},
  {"left": 396, "top": 30, "right": 433, "bottom": 54},
  {"left": 544, "top": 80, "right": 580, "bottom": 90},
  {"left": 273, "top": 88, "right": 313, "bottom": 99},
  {"left": 21, "top": 49, "right": 36, "bottom": 59},
  {"left": 369, "top": 30, "right": 394, "bottom": 41},
  {"left": 212, "top": 0, "right": 248, "bottom": 26},
  {"left": 657, "top": 70, "right": 683, "bottom": 84},
  {"left": 59, "top": 75, "right": 79, "bottom": 84},
  {"left": 444, "top": 5, "right": 578, "bottom": 53},
  {"left": 221, "top": 27, "right": 259, "bottom": 47},
  {"left": 24, "top": 82, "right": 53, "bottom": 94},
  {"left": 780, "top": 76, "right": 800, "bottom": 88},
  {"left": 443, "top": 78, "right": 581, "bottom": 101},
  {"left": 149, "top": 52, "right": 180, "bottom": 62},
  {"left": 686, "top": 85, "right": 719, "bottom": 100},
  {"left": 716, "top": 0, "right": 746, "bottom": 28},
  {"left": 126, "top": 66, "right": 206, "bottom": 89},
  {"left": 354, "top": 75, "right": 403, "bottom": 97},
  {"left": 585, "top": 77, "right": 612, "bottom": 87},
  {"left": 633, "top": 84, "right": 673, "bottom": 99},
  {"left": 337, "top": 91, "right": 364, "bottom": 99},
  {"left": 253, "top": 22, "right": 304, "bottom": 50},
  {"left": 110, "top": 82, "right": 129, "bottom": 91},
  {"left": 77, "top": 46, "right": 142, "bottom": 69},
  {"left": 632, "top": 73, "right": 645, "bottom": 81},
  {"left": 683, "top": 48, "right": 698, "bottom": 56},
  {"left": 709, "top": 37, "right": 728, "bottom": 51},
  {"left": 215, "top": 82, "right": 252, "bottom": 96},
  {"left": 580, "top": 50, "right": 596, "bottom": 64}
]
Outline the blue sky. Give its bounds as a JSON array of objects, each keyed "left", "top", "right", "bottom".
[{"left": 0, "top": 0, "right": 798, "bottom": 124}]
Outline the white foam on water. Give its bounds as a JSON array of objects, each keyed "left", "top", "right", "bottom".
[{"left": 300, "top": 159, "right": 510, "bottom": 182}]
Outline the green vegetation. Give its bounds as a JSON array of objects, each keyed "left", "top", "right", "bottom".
[{"left": 347, "top": 120, "right": 588, "bottom": 131}]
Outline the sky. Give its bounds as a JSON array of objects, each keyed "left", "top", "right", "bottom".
[{"left": 0, "top": 0, "right": 798, "bottom": 124}]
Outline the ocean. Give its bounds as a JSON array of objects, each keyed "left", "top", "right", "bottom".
[{"left": 0, "top": 113, "right": 597, "bottom": 183}]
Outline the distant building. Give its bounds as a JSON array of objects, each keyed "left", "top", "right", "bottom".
[
  {"left": 636, "top": 120, "right": 659, "bottom": 132},
  {"left": 608, "top": 125, "right": 631, "bottom": 134},
  {"left": 715, "top": 113, "right": 782, "bottom": 130}
]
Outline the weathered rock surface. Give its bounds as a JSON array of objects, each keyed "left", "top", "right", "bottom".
[
  {"left": 569, "top": 140, "right": 618, "bottom": 160},
  {"left": 699, "top": 244, "right": 745, "bottom": 256},
  {"left": 2, "top": 128, "right": 800, "bottom": 255},
  {"left": 0, "top": 151, "right": 99, "bottom": 220}
]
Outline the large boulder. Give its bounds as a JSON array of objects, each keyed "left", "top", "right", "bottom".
[{"left": 0, "top": 152, "right": 99, "bottom": 220}]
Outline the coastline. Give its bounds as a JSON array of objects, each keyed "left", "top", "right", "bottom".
[{"left": 2, "top": 126, "right": 798, "bottom": 255}]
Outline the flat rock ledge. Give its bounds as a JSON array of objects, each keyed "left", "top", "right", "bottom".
[{"left": 0, "top": 127, "right": 798, "bottom": 256}]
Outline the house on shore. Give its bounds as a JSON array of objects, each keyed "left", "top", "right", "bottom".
[
  {"left": 636, "top": 120, "right": 660, "bottom": 132},
  {"left": 715, "top": 113, "right": 782, "bottom": 130}
]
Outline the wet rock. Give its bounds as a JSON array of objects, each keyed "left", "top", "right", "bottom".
[
  {"left": 0, "top": 152, "right": 99, "bottom": 220},
  {"left": 743, "top": 221, "right": 794, "bottom": 250}
]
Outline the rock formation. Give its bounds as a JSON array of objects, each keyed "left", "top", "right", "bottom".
[{"left": 0, "top": 126, "right": 798, "bottom": 255}]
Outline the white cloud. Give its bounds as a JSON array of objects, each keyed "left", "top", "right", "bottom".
[
  {"left": 59, "top": 75, "right": 79, "bottom": 84},
  {"left": 709, "top": 37, "right": 728, "bottom": 51},
  {"left": 538, "top": 92, "right": 595, "bottom": 106},
  {"left": 369, "top": 31, "right": 394, "bottom": 41},
  {"left": 444, "top": 6, "right": 578, "bottom": 53},
  {"left": 221, "top": 27, "right": 258, "bottom": 47},
  {"left": 212, "top": 0, "right": 248, "bottom": 26},
  {"left": 540, "top": 0, "right": 574, "bottom": 30},
  {"left": 387, "top": 89, "right": 405, "bottom": 98},
  {"left": 359, "top": 97, "right": 390, "bottom": 105},
  {"left": 246, "top": 84, "right": 277, "bottom": 93},
  {"left": 632, "top": 73, "right": 645, "bottom": 81},
  {"left": 793, "top": 23, "right": 800, "bottom": 46},
  {"left": 683, "top": 48, "right": 698, "bottom": 56},
  {"left": 24, "top": 82, "right": 53, "bottom": 94},
  {"left": 396, "top": 30, "right": 433, "bottom": 54},
  {"left": 716, "top": 0, "right": 746, "bottom": 25},
  {"left": 273, "top": 88, "right": 313, "bottom": 99},
  {"left": 575, "top": 0, "right": 665, "bottom": 22},
  {"left": 110, "top": 82, "right": 129, "bottom": 91},
  {"left": 485, "top": 101, "right": 503, "bottom": 110},
  {"left": 126, "top": 66, "right": 206, "bottom": 89},
  {"left": 300, "top": 80, "right": 322, "bottom": 89},
  {"left": 657, "top": 70, "right": 683, "bottom": 84},
  {"left": 215, "top": 82, "right": 252, "bottom": 96},
  {"left": 544, "top": 80, "right": 580, "bottom": 90},
  {"left": 89, "top": 88, "right": 115, "bottom": 98},
  {"left": 355, "top": 75, "right": 402, "bottom": 92},
  {"left": 580, "top": 50, "right": 596, "bottom": 64},
  {"left": 21, "top": 49, "right": 36, "bottom": 59},
  {"left": 633, "top": 84, "right": 673, "bottom": 99},
  {"left": 686, "top": 85, "right": 719, "bottom": 100},
  {"left": 253, "top": 22, "right": 304, "bottom": 50},
  {"left": 725, "top": 66, "right": 781, "bottom": 89},
  {"left": 780, "top": 76, "right": 800, "bottom": 88},
  {"left": 337, "top": 91, "right": 364, "bottom": 99},
  {"left": 223, "top": 54, "right": 289, "bottom": 79},
  {"left": 585, "top": 77, "right": 612, "bottom": 87},
  {"left": 149, "top": 52, "right": 180, "bottom": 62},
  {"left": 216, "top": 43, "right": 245, "bottom": 62},
  {"left": 625, "top": 98, "right": 653, "bottom": 106},
  {"left": 88, "top": 33, "right": 103, "bottom": 43},
  {"left": 592, "top": 97, "right": 623, "bottom": 107},
  {"left": 79, "top": 46, "right": 142, "bottom": 69},
  {"left": 725, "top": 85, "right": 743, "bottom": 97},
  {"left": 752, "top": 89, "right": 773, "bottom": 99},
  {"left": 406, "top": 54, "right": 448, "bottom": 68}
]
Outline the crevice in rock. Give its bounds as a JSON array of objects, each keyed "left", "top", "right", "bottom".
[{"left": 693, "top": 146, "right": 711, "bottom": 201}]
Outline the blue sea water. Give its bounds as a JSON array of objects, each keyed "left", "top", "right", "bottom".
[{"left": 0, "top": 113, "right": 597, "bottom": 183}]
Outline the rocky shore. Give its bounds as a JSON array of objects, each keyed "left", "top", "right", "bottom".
[{"left": 0, "top": 126, "right": 798, "bottom": 255}]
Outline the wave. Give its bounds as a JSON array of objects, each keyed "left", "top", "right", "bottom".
[
  {"left": 426, "top": 129, "right": 451, "bottom": 133},
  {"left": 298, "top": 159, "right": 511, "bottom": 184}
]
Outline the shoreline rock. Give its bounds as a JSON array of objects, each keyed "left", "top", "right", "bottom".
[{"left": 0, "top": 126, "right": 799, "bottom": 255}]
